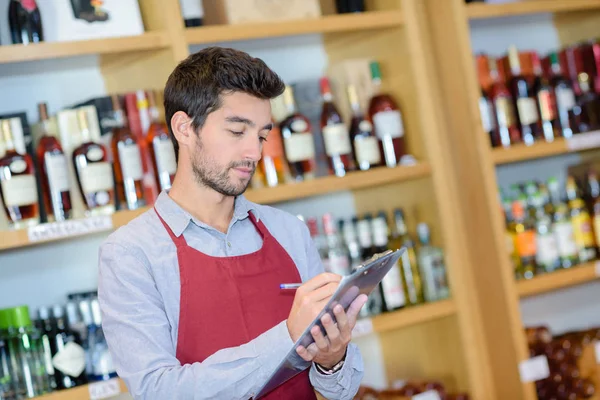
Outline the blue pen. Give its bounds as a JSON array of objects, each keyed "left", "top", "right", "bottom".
[{"left": 279, "top": 283, "right": 302, "bottom": 290}]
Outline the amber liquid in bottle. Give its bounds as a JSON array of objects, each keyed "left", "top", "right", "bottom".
[
  {"left": 531, "top": 52, "right": 559, "bottom": 143},
  {"left": 279, "top": 85, "right": 317, "bottom": 181},
  {"left": 319, "top": 77, "right": 355, "bottom": 177},
  {"left": 0, "top": 119, "right": 40, "bottom": 229},
  {"left": 258, "top": 120, "right": 289, "bottom": 187},
  {"left": 367, "top": 61, "right": 406, "bottom": 167},
  {"left": 570, "top": 72, "right": 600, "bottom": 133},
  {"left": 146, "top": 91, "right": 177, "bottom": 192},
  {"left": 347, "top": 84, "right": 381, "bottom": 171},
  {"left": 72, "top": 110, "right": 115, "bottom": 215},
  {"left": 35, "top": 103, "right": 72, "bottom": 222},
  {"left": 489, "top": 56, "right": 521, "bottom": 147},
  {"left": 110, "top": 94, "right": 146, "bottom": 210}
]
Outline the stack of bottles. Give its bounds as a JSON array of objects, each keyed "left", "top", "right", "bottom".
[
  {"left": 500, "top": 172, "right": 600, "bottom": 280},
  {"left": 0, "top": 293, "right": 116, "bottom": 399},
  {"left": 356, "top": 380, "right": 470, "bottom": 400},
  {"left": 300, "top": 208, "right": 450, "bottom": 319},
  {"left": 476, "top": 39, "right": 600, "bottom": 148},
  {"left": 525, "top": 326, "right": 599, "bottom": 399}
]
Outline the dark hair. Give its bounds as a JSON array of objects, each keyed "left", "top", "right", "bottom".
[{"left": 163, "top": 46, "right": 285, "bottom": 160}]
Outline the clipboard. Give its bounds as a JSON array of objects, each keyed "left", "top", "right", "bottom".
[{"left": 254, "top": 248, "right": 406, "bottom": 399}]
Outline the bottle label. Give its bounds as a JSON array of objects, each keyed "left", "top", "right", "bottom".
[
  {"left": 515, "top": 230, "right": 536, "bottom": 257},
  {"left": 572, "top": 213, "right": 595, "bottom": 247},
  {"left": 554, "top": 222, "right": 578, "bottom": 257},
  {"left": 118, "top": 143, "right": 144, "bottom": 181},
  {"left": 536, "top": 233, "right": 559, "bottom": 265},
  {"left": 495, "top": 97, "right": 516, "bottom": 127},
  {"left": 322, "top": 124, "right": 352, "bottom": 156},
  {"left": 326, "top": 253, "right": 350, "bottom": 276},
  {"left": 381, "top": 261, "right": 406, "bottom": 309},
  {"left": 283, "top": 133, "right": 315, "bottom": 162},
  {"left": 479, "top": 96, "right": 496, "bottom": 132},
  {"left": 153, "top": 138, "right": 177, "bottom": 176},
  {"left": 1, "top": 175, "right": 38, "bottom": 207},
  {"left": 52, "top": 341, "right": 86, "bottom": 378},
  {"left": 517, "top": 98, "right": 540, "bottom": 125},
  {"left": 373, "top": 110, "right": 404, "bottom": 139},
  {"left": 538, "top": 90, "right": 557, "bottom": 121},
  {"left": 45, "top": 153, "right": 71, "bottom": 193},
  {"left": 81, "top": 162, "right": 114, "bottom": 194},
  {"left": 556, "top": 87, "right": 576, "bottom": 111},
  {"left": 354, "top": 136, "right": 381, "bottom": 165},
  {"left": 262, "top": 128, "right": 285, "bottom": 159}
]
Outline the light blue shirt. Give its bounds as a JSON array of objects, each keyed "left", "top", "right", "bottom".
[{"left": 97, "top": 191, "right": 364, "bottom": 400}]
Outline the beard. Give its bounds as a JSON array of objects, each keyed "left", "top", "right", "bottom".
[{"left": 191, "top": 137, "right": 256, "bottom": 197}]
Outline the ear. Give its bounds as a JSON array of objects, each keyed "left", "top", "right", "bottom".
[{"left": 170, "top": 111, "right": 196, "bottom": 151}]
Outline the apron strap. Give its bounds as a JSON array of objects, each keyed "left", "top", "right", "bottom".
[
  {"left": 154, "top": 207, "right": 188, "bottom": 248},
  {"left": 248, "top": 211, "right": 269, "bottom": 241}
]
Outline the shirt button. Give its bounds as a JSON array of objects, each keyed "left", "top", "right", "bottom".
[{"left": 227, "top": 241, "right": 232, "bottom": 247}]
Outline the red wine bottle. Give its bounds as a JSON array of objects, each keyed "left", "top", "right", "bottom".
[{"left": 9, "top": 0, "right": 44, "bottom": 45}]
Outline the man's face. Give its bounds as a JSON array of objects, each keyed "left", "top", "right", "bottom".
[{"left": 190, "top": 92, "right": 272, "bottom": 197}]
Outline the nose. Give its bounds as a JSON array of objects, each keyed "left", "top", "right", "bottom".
[{"left": 242, "top": 133, "right": 262, "bottom": 162}]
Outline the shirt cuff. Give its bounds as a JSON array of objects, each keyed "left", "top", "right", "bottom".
[{"left": 309, "top": 343, "right": 361, "bottom": 388}]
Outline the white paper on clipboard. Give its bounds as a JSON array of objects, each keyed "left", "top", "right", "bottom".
[{"left": 253, "top": 248, "right": 406, "bottom": 399}]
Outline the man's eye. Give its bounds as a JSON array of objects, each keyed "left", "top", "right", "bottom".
[
  {"left": 259, "top": 136, "right": 268, "bottom": 142},
  {"left": 229, "top": 130, "right": 244, "bottom": 136}
]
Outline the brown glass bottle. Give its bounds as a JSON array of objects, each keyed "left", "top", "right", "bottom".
[
  {"left": 72, "top": 110, "right": 115, "bottom": 215},
  {"left": 279, "top": 85, "right": 317, "bottom": 181},
  {"left": 0, "top": 119, "right": 39, "bottom": 229},
  {"left": 110, "top": 94, "right": 146, "bottom": 210},
  {"left": 319, "top": 77, "right": 355, "bottom": 177},
  {"left": 566, "top": 175, "right": 597, "bottom": 262},
  {"left": 347, "top": 84, "right": 382, "bottom": 171},
  {"left": 35, "top": 103, "right": 72, "bottom": 222},
  {"left": 548, "top": 52, "right": 576, "bottom": 138},
  {"left": 531, "top": 52, "right": 559, "bottom": 143},
  {"left": 258, "top": 120, "right": 289, "bottom": 187},
  {"left": 570, "top": 72, "right": 600, "bottom": 133},
  {"left": 146, "top": 91, "right": 177, "bottom": 192},
  {"left": 368, "top": 61, "right": 406, "bottom": 167},
  {"left": 489, "top": 56, "right": 521, "bottom": 147}
]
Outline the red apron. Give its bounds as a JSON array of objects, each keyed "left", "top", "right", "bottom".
[{"left": 155, "top": 208, "right": 317, "bottom": 400}]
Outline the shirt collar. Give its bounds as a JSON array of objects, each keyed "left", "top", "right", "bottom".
[{"left": 154, "top": 191, "right": 260, "bottom": 237}]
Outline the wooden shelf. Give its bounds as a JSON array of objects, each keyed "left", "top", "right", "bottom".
[
  {"left": 517, "top": 262, "right": 600, "bottom": 298},
  {"left": 34, "top": 378, "right": 127, "bottom": 400},
  {"left": 467, "top": 0, "right": 600, "bottom": 20},
  {"left": 245, "top": 163, "right": 431, "bottom": 204},
  {"left": 185, "top": 10, "right": 404, "bottom": 45},
  {"left": 0, "top": 32, "right": 169, "bottom": 64}
]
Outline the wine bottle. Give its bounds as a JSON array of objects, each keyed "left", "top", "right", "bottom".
[
  {"left": 146, "top": 91, "right": 177, "bottom": 193},
  {"left": 531, "top": 52, "right": 559, "bottom": 143},
  {"left": 548, "top": 52, "right": 576, "bottom": 138},
  {"left": 347, "top": 84, "right": 381, "bottom": 170},
  {"left": 258, "top": 120, "right": 289, "bottom": 187},
  {"left": 8, "top": 0, "right": 44, "bottom": 45},
  {"left": 489, "top": 56, "right": 521, "bottom": 147}
]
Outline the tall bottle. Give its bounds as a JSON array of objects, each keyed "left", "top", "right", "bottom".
[
  {"left": 306, "top": 217, "right": 329, "bottom": 269},
  {"left": 548, "top": 177, "right": 579, "bottom": 269},
  {"left": 0, "top": 119, "right": 39, "bottom": 229},
  {"left": 368, "top": 61, "right": 406, "bottom": 167},
  {"left": 571, "top": 72, "right": 600, "bottom": 133},
  {"left": 51, "top": 305, "right": 87, "bottom": 389},
  {"left": 416, "top": 223, "right": 450, "bottom": 302},
  {"left": 322, "top": 213, "right": 351, "bottom": 276},
  {"left": 8, "top": 0, "right": 44, "bottom": 45},
  {"left": 258, "top": 120, "right": 289, "bottom": 187},
  {"left": 356, "top": 214, "right": 382, "bottom": 315},
  {"left": 389, "top": 209, "right": 423, "bottom": 306},
  {"left": 566, "top": 176, "right": 596, "bottom": 262},
  {"left": 585, "top": 169, "right": 600, "bottom": 251},
  {"left": 279, "top": 85, "right": 317, "bottom": 181},
  {"left": 531, "top": 53, "right": 559, "bottom": 143},
  {"left": 548, "top": 52, "right": 576, "bottom": 138},
  {"left": 319, "top": 78, "right": 355, "bottom": 177},
  {"left": 35, "top": 103, "right": 73, "bottom": 222},
  {"left": 36, "top": 307, "right": 57, "bottom": 392},
  {"left": 342, "top": 216, "right": 363, "bottom": 269},
  {"left": 0, "top": 309, "right": 16, "bottom": 400},
  {"left": 85, "top": 300, "right": 117, "bottom": 382},
  {"left": 489, "top": 57, "right": 521, "bottom": 147},
  {"left": 509, "top": 200, "right": 537, "bottom": 279},
  {"left": 508, "top": 45, "right": 543, "bottom": 145},
  {"left": 110, "top": 95, "right": 146, "bottom": 210},
  {"left": 72, "top": 110, "right": 115, "bottom": 216},
  {"left": 532, "top": 193, "right": 560, "bottom": 273},
  {"left": 347, "top": 84, "right": 381, "bottom": 171},
  {"left": 146, "top": 91, "right": 177, "bottom": 193}
]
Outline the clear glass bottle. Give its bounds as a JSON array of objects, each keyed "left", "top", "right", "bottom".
[
  {"left": 146, "top": 91, "right": 177, "bottom": 193},
  {"left": 417, "top": 223, "right": 450, "bottom": 301},
  {"left": 321, "top": 213, "right": 351, "bottom": 276},
  {"left": 348, "top": 85, "right": 381, "bottom": 171}
]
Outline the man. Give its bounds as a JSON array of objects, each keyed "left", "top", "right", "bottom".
[{"left": 98, "top": 46, "right": 367, "bottom": 400}]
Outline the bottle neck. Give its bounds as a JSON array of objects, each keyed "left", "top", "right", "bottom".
[{"left": 1, "top": 121, "right": 16, "bottom": 152}]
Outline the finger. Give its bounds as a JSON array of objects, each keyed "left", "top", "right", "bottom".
[
  {"left": 321, "top": 313, "right": 341, "bottom": 347},
  {"left": 300, "top": 273, "right": 342, "bottom": 292},
  {"left": 346, "top": 294, "right": 369, "bottom": 326},
  {"left": 296, "top": 345, "right": 314, "bottom": 362},
  {"left": 333, "top": 304, "right": 350, "bottom": 341},
  {"left": 311, "top": 325, "right": 329, "bottom": 352},
  {"left": 309, "top": 281, "right": 339, "bottom": 302},
  {"left": 306, "top": 342, "right": 320, "bottom": 358}
]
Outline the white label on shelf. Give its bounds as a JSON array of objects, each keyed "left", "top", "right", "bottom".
[
  {"left": 88, "top": 378, "right": 121, "bottom": 400},
  {"left": 81, "top": 163, "right": 114, "bottom": 194},
  {"left": 28, "top": 215, "right": 113, "bottom": 243},
  {"left": 351, "top": 318, "right": 373, "bottom": 338},
  {"left": 52, "top": 342, "right": 86, "bottom": 378},
  {"left": 595, "top": 341, "right": 600, "bottom": 363},
  {"left": 45, "top": 153, "right": 71, "bottom": 193},
  {"left": 355, "top": 136, "right": 381, "bottom": 165},
  {"left": 373, "top": 110, "right": 404, "bottom": 139},
  {"left": 516, "top": 98, "right": 540, "bottom": 126},
  {"left": 519, "top": 355, "right": 550, "bottom": 383},
  {"left": 283, "top": 133, "right": 315, "bottom": 162},
  {"left": 566, "top": 130, "right": 600, "bottom": 151},
  {"left": 118, "top": 143, "right": 144, "bottom": 181},
  {"left": 1, "top": 175, "right": 38, "bottom": 207},
  {"left": 412, "top": 391, "right": 441, "bottom": 400},
  {"left": 323, "top": 124, "right": 352, "bottom": 156},
  {"left": 154, "top": 138, "right": 177, "bottom": 175}
]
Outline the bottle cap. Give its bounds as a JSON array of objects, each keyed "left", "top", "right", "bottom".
[
  {"left": 370, "top": 61, "right": 382, "bottom": 81},
  {"left": 11, "top": 305, "right": 32, "bottom": 328},
  {"left": 319, "top": 77, "right": 332, "bottom": 95}
]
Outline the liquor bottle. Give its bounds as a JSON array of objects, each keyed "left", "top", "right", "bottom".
[
  {"left": 0, "top": 119, "right": 40, "bottom": 229},
  {"left": 570, "top": 72, "right": 600, "bottom": 133},
  {"left": 146, "top": 91, "right": 177, "bottom": 193},
  {"left": 51, "top": 305, "right": 87, "bottom": 389},
  {"left": 508, "top": 46, "right": 543, "bottom": 145},
  {"left": 585, "top": 169, "right": 600, "bottom": 251},
  {"left": 342, "top": 216, "right": 363, "bottom": 269},
  {"left": 110, "top": 95, "right": 146, "bottom": 210},
  {"left": 258, "top": 120, "right": 289, "bottom": 187},
  {"left": 566, "top": 176, "right": 596, "bottom": 262},
  {"left": 279, "top": 85, "right": 317, "bottom": 181},
  {"left": 531, "top": 53, "right": 559, "bottom": 142},
  {"left": 489, "top": 57, "right": 521, "bottom": 147},
  {"left": 368, "top": 61, "right": 406, "bottom": 167},
  {"left": 36, "top": 307, "right": 57, "bottom": 392},
  {"left": 307, "top": 217, "right": 329, "bottom": 271},
  {"left": 479, "top": 86, "right": 498, "bottom": 147},
  {"left": 86, "top": 299, "right": 117, "bottom": 382},
  {"left": 8, "top": 0, "right": 44, "bottom": 45},
  {"left": 35, "top": 103, "right": 73, "bottom": 222},
  {"left": 389, "top": 208, "right": 423, "bottom": 305},
  {"left": 509, "top": 200, "right": 536, "bottom": 280},
  {"left": 347, "top": 84, "right": 381, "bottom": 171},
  {"left": 72, "top": 110, "right": 115, "bottom": 216},
  {"left": 372, "top": 212, "right": 406, "bottom": 311},
  {"left": 322, "top": 213, "right": 351, "bottom": 276},
  {"left": 319, "top": 77, "right": 355, "bottom": 177},
  {"left": 548, "top": 52, "right": 576, "bottom": 138},
  {"left": 532, "top": 193, "right": 560, "bottom": 273},
  {"left": 416, "top": 223, "right": 450, "bottom": 301},
  {"left": 356, "top": 214, "right": 383, "bottom": 315}
]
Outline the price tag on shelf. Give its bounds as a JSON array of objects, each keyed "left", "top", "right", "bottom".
[
  {"left": 88, "top": 378, "right": 121, "bottom": 400},
  {"left": 519, "top": 355, "right": 550, "bottom": 383},
  {"left": 352, "top": 318, "right": 373, "bottom": 338},
  {"left": 27, "top": 216, "right": 113, "bottom": 243},
  {"left": 566, "top": 130, "right": 600, "bottom": 151},
  {"left": 412, "top": 390, "right": 442, "bottom": 400},
  {"left": 595, "top": 341, "right": 600, "bottom": 363}
]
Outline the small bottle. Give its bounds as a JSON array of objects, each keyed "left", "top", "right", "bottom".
[
  {"left": 322, "top": 213, "right": 351, "bottom": 276},
  {"left": 146, "top": 91, "right": 177, "bottom": 193},
  {"left": 566, "top": 176, "right": 596, "bottom": 262},
  {"left": 347, "top": 84, "right": 381, "bottom": 171},
  {"left": 417, "top": 223, "right": 450, "bottom": 302},
  {"left": 510, "top": 200, "right": 537, "bottom": 279},
  {"left": 72, "top": 110, "right": 115, "bottom": 216},
  {"left": 258, "top": 120, "right": 289, "bottom": 187},
  {"left": 35, "top": 103, "right": 73, "bottom": 222},
  {"left": 389, "top": 208, "right": 423, "bottom": 305},
  {"left": 0, "top": 119, "right": 40, "bottom": 229}
]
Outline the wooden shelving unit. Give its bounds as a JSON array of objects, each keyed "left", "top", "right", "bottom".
[
  {"left": 33, "top": 378, "right": 126, "bottom": 400},
  {"left": 370, "top": 299, "right": 456, "bottom": 335},
  {"left": 467, "top": 0, "right": 600, "bottom": 20},
  {"left": 517, "top": 262, "right": 600, "bottom": 298}
]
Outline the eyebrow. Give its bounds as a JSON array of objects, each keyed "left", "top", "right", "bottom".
[{"left": 225, "top": 116, "right": 272, "bottom": 131}]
